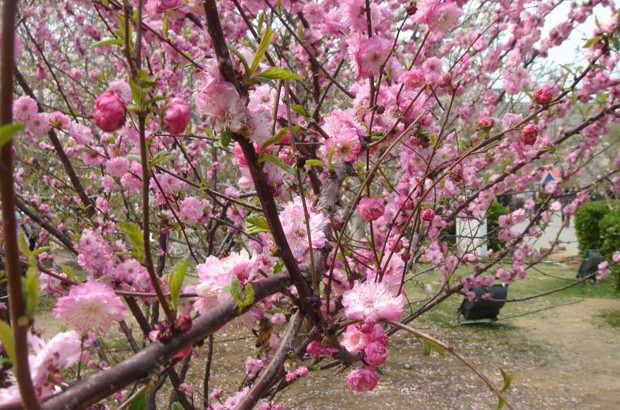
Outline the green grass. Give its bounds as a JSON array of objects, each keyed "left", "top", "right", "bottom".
[{"left": 404, "top": 262, "right": 620, "bottom": 330}]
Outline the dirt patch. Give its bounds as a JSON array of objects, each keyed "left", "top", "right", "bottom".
[{"left": 280, "top": 298, "right": 620, "bottom": 409}]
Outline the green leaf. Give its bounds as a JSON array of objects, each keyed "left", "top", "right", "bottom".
[
  {"left": 305, "top": 159, "right": 325, "bottom": 168},
  {"left": 496, "top": 398, "right": 505, "bottom": 410},
  {"left": 272, "top": 258, "right": 284, "bottom": 274},
  {"left": 17, "top": 235, "right": 39, "bottom": 318},
  {"left": 90, "top": 38, "right": 124, "bottom": 48},
  {"left": 169, "top": 256, "right": 188, "bottom": 311},
  {"left": 171, "top": 403, "right": 184, "bottom": 410},
  {"left": 245, "top": 213, "right": 270, "bottom": 234},
  {"left": 259, "top": 153, "right": 294, "bottom": 174},
  {"left": 129, "top": 70, "right": 155, "bottom": 109},
  {"left": 150, "top": 150, "right": 176, "bottom": 167},
  {"left": 420, "top": 338, "right": 445, "bottom": 357},
  {"left": 119, "top": 222, "right": 146, "bottom": 263},
  {"left": 290, "top": 104, "right": 309, "bottom": 119},
  {"left": 257, "top": 66, "right": 301, "bottom": 81},
  {"left": 221, "top": 129, "right": 233, "bottom": 147},
  {"left": 127, "top": 390, "right": 147, "bottom": 410},
  {"left": 0, "top": 321, "right": 15, "bottom": 365},
  {"left": 0, "top": 123, "right": 25, "bottom": 149},
  {"left": 250, "top": 27, "right": 274, "bottom": 74},
  {"left": 421, "top": 339, "right": 432, "bottom": 356},
  {"left": 499, "top": 368, "right": 513, "bottom": 392},
  {"left": 583, "top": 35, "right": 602, "bottom": 49},
  {"left": 163, "top": 17, "right": 169, "bottom": 38},
  {"left": 225, "top": 277, "right": 255, "bottom": 309},
  {"left": 23, "top": 266, "right": 39, "bottom": 318},
  {"left": 259, "top": 127, "right": 294, "bottom": 154},
  {"left": 228, "top": 44, "right": 251, "bottom": 76}
]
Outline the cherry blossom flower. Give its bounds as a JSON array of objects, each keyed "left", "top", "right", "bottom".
[
  {"left": 93, "top": 90, "right": 126, "bottom": 132},
  {"left": 357, "top": 197, "right": 385, "bottom": 221},
  {"left": 346, "top": 367, "right": 379, "bottom": 392},
  {"left": 280, "top": 197, "right": 329, "bottom": 261},
  {"left": 54, "top": 281, "right": 126, "bottom": 334},
  {"left": 341, "top": 280, "right": 404, "bottom": 323},
  {"left": 521, "top": 124, "right": 539, "bottom": 145},
  {"left": 353, "top": 35, "right": 393, "bottom": 78},
  {"left": 162, "top": 97, "right": 191, "bottom": 134},
  {"left": 364, "top": 341, "right": 388, "bottom": 366}
]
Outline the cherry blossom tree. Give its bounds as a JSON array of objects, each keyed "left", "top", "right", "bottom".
[{"left": 1, "top": 0, "right": 620, "bottom": 408}]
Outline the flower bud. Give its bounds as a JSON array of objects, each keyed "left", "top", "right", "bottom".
[{"left": 93, "top": 90, "right": 126, "bottom": 132}]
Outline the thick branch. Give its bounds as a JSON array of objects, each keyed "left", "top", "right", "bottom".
[{"left": 0, "top": 1, "right": 41, "bottom": 408}]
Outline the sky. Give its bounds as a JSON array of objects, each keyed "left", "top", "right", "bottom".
[{"left": 543, "top": 1, "right": 619, "bottom": 67}]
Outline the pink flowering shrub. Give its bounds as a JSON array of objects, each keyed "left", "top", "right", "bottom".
[{"left": 2, "top": 0, "right": 620, "bottom": 407}]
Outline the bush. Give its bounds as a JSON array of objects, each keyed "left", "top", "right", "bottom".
[
  {"left": 600, "top": 211, "right": 620, "bottom": 289},
  {"left": 574, "top": 201, "right": 620, "bottom": 255},
  {"left": 487, "top": 201, "right": 510, "bottom": 252}
]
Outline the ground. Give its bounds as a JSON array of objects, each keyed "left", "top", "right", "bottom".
[{"left": 277, "top": 267, "right": 620, "bottom": 409}]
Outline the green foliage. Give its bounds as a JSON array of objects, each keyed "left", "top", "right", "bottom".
[
  {"left": 599, "top": 210, "right": 620, "bottom": 289},
  {"left": 127, "top": 390, "right": 147, "bottom": 410},
  {"left": 574, "top": 201, "right": 620, "bottom": 255},
  {"left": 487, "top": 201, "right": 510, "bottom": 252},
  {"left": 169, "top": 256, "right": 188, "bottom": 311},
  {"left": 0, "top": 321, "right": 15, "bottom": 365},
  {"left": 225, "top": 276, "right": 255, "bottom": 309},
  {"left": 0, "top": 123, "right": 25, "bottom": 149},
  {"left": 245, "top": 214, "right": 270, "bottom": 234},
  {"left": 118, "top": 222, "right": 146, "bottom": 263}
]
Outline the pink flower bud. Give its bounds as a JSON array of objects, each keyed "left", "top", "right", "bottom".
[
  {"left": 346, "top": 368, "right": 379, "bottom": 392},
  {"left": 162, "top": 97, "right": 191, "bottom": 135},
  {"left": 421, "top": 208, "right": 435, "bottom": 222},
  {"left": 93, "top": 90, "right": 126, "bottom": 132},
  {"left": 533, "top": 87, "right": 552, "bottom": 105},
  {"left": 521, "top": 124, "right": 538, "bottom": 145}
]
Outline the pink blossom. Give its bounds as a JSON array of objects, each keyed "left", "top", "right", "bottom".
[
  {"left": 245, "top": 357, "right": 265, "bottom": 379},
  {"left": 13, "top": 96, "right": 38, "bottom": 122},
  {"left": 354, "top": 36, "right": 393, "bottom": 78},
  {"left": 285, "top": 366, "right": 309, "bottom": 382},
  {"left": 357, "top": 197, "right": 385, "bottom": 221},
  {"left": 342, "top": 280, "right": 404, "bottom": 323},
  {"left": 306, "top": 341, "right": 339, "bottom": 359},
  {"left": 398, "top": 69, "right": 426, "bottom": 88},
  {"left": 533, "top": 86, "right": 553, "bottom": 105},
  {"left": 327, "top": 127, "right": 361, "bottom": 164},
  {"left": 178, "top": 196, "right": 210, "bottom": 225},
  {"left": 195, "top": 250, "right": 258, "bottom": 312},
  {"left": 162, "top": 97, "right": 191, "bottom": 134},
  {"left": 195, "top": 79, "right": 246, "bottom": 132},
  {"left": 421, "top": 208, "right": 435, "bottom": 222},
  {"left": 521, "top": 124, "right": 538, "bottom": 145},
  {"left": 77, "top": 229, "right": 116, "bottom": 277},
  {"left": 477, "top": 116, "right": 495, "bottom": 131},
  {"left": 54, "top": 281, "right": 126, "bottom": 334},
  {"left": 93, "top": 90, "right": 126, "bottom": 132},
  {"left": 496, "top": 268, "right": 512, "bottom": 283},
  {"left": 105, "top": 157, "right": 130, "bottom": 178},
  {"left": 597, "top": 261, "right": 610, "bottom": 280},
  {"left": 346, "top": 368, "right": 379, "bottom": 392},
  {"left": 612, "top": 251, "right": 620, "bottom": 263},
  {"left": 422, "top": 56, "right": 443, "bottom": 83},
  {"left": 280, "top": 197, "right": 329, "bottom": 260},
  {"left": 107, "top": 80, "right": 132, "bottom": 103},
  {"left": 364, "top": 341, "right": 388, "bottom": 366}
]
